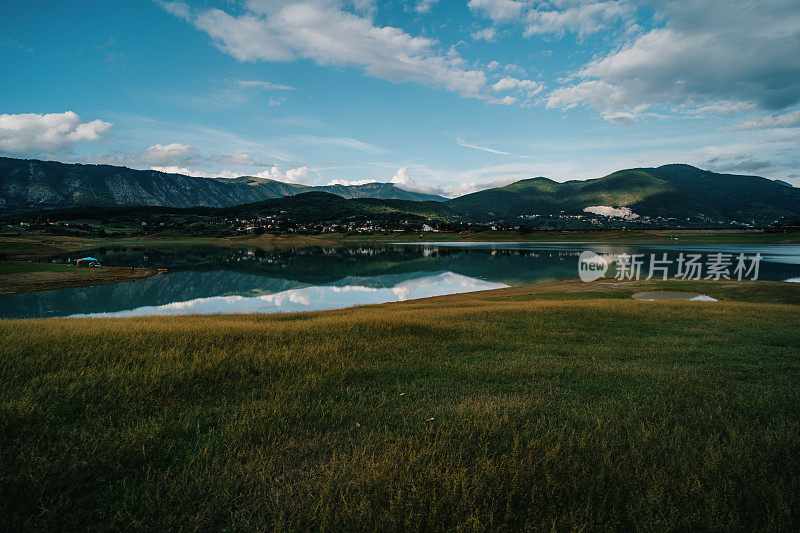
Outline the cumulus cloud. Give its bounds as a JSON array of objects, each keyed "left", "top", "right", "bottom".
[
  {"left": 255, "top": 165, "right": 309, "bottom": 183},
  {"left": 390, "top": 167, "right": 416, "bottom": 187},
  {"left": 389, "top": 167, "right": 450, "bottom": 195},
  {"left": 0, "top": 112, "right": 112, "bottom": 154},
  {"left": 491, "top": 76, "right": 541, "bottom": 94},
  {"left": 139, "top": 143, "right": 199, "bottom": 166},
  {"left": 160, "top": 0, "right": 494, "bottom": 101},
  {"left": 547, "top": 1, "right": 800, "bottom": 117},
  {"left": 389, "top": 167, "right": 509, "bottom": 198}
]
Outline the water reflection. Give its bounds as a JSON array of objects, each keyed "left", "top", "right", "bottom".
[
  {"left": 70, "top": 272, "right": 506, "bottom": 318},
  {"left": 1, "top": 242, "right": 799, "bottom": 318}
]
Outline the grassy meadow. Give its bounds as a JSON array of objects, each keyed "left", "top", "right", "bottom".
[{"left": 2, "top": 284, "right": 799, "bottom": 530}]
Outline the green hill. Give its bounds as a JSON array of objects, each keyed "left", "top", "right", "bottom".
[
  {"left": 220, "top": 192, "right": 460, "bottom": 224},
  {"left": 446, "top": 165, "right": 800, "bottom": 224},
  {"left": 5, "top": 192, "right": 461, "bottom": 234}
]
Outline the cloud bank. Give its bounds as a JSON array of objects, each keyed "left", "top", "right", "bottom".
[
  {"left": 158, "top": 0, "right": 534, "bottom": 104},
  {"left": 546, "top": 0, "right": 800, "bottom": 118},
  {"left": 0, "top": 112, "right": 112, "bottom": 154}
]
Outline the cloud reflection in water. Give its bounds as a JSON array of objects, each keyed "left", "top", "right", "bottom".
[{"left": 71, "top": 272, "right": 507, "bottom": 318}]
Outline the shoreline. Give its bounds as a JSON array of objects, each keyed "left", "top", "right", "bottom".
[
  {"left": 2, "top": 228, "right": 799, "bottom": 261},
  {"left": 1, "top": 230, "right": 799, "bottom": 296},
  {"left": 0, "top": 262, "right": 160, "bottom": 295}
]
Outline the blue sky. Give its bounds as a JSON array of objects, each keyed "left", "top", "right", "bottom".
[{"left": 1, "top": 0, "right": 799, "bottom": 195}]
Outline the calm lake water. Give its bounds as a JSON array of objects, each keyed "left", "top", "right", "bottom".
[{"left": 2, "top": 242, "right": 799, "bottom": 319}]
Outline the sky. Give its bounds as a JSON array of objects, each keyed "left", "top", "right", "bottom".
[{"left": 1, "top": 0, "right": 799, "bottom": 196}]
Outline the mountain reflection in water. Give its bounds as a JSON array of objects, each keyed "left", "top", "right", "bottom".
[{"left": 1, "top": 242, "right": 799, "bottom": 318}]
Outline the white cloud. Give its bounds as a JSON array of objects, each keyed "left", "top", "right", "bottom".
[
  {"left": 547, "top": 1, "right": 800, "bottom": 116},
  {"left": 601, "top": 111, "right": 639, "bottom": 125},
  {"left": 327, "top": 178, "right": 377, "bottom": 186},
  {"left": 467, "top": 0, "right": 524, "bottom": 23},
  {"left": 390, "top": 167, "right": 416, "bottom": 187},
  {"left": 468, "top": 0, "right": 631, "bottom": 39},
  {"left": 525, "top": 1, "right": 631, "bottom": 38},
  {"left": 140, "top": 143, "right": 199, "bottom": 166},
  {"left": 290, "top": 134, "right": 384, "bottom": 153},
  {"left": 456, "top": 137, "right": 513, "bottom": 156},
  {"left": 0, "top": 112, "right": 112, "bottom": 154},
  {"left": 491, "top": 76, "right": 542, "bottom": 94},
  {"left": 90, "top": 142, "right": 282, "bottom": 178},
  {"left": 388, "top": 167, "right": 510, "bottom": 198},
  {"left": 471, "top": 27, "right": 497, "bottom": 42},
  {"left": 689, "top": 101, "right": 758, "bottom": 116},
  {"left": 150, "top": 165, "right": 196, "bottom": 175},
  {"left": 215, "top": 153, "right": 265, "bottom": 166},
  {"left": 414, "top": 0, "right": 438, "bottom": 14},
  {"left": 255, "top": 165, "right": 309, "bottom": 183},
  {"left": 234, "top": 79, "right": 295, "bottom": 91},
  {"left": 94, "top": 143, "right": 200, "bottom": 168},
  {"left": 149, "top": 166, "right": 240, "bottom": 178},
  {"left": 390, "top": 167, "right": 450, "bottom": 195},
  {"left": 161, "top": 0, "right": 491, "bottom": 100},
  {"left": 488, "top": 95, "right": 517, "bottom": 105},
  {"left": 734, "top": 109, "right": 800, "bottom": 130},
  {"left": 503, "top": 63, "right": 526, "bottom": 76}
]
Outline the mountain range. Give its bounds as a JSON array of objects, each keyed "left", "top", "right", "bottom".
[
  {"left": 0, "top": 157, "right": 444, "bottom": 213},
  {"left": 1, "top": 157, "right": 798, "bottom": 225}
]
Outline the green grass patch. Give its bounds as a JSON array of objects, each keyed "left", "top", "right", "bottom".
[{"left": 1, "top": 297, "right": 799, "bottom": 529}]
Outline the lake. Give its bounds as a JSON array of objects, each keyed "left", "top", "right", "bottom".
[{"left": 2, "top": 241, "right": 799, "bottom": 319}]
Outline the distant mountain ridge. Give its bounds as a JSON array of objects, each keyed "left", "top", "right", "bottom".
[
  {"left": 446, "top": 164, "right": 800, "bottom": 224},
  {"left": 0, "top": 157, "right": 445, "bottom": 212},
  {"left": 1, "top": 157, "right": 798, "bottom": 225}
]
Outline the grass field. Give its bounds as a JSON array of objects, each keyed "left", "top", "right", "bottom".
[{"left": 1, "top": 284, "right": 799, "bottom": 530}]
